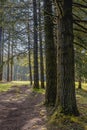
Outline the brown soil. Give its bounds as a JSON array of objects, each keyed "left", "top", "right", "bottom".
[
  {"left": 0, "top": 85, "right": 86, "bottom": 130},
  {"left": 0, "top": 85, "right": 47, "bottom": 130}
]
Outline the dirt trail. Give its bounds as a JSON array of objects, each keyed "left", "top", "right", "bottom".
[{"left": 0, "top": 86, "right": 47, "bottom": 130}]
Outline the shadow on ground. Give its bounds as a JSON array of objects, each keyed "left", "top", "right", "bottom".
[
  {"left": 0, "top": 85, "right": 47, "bottom": 130},
  {"left": 0, "top": 85, "right": 86, "bottom": 130}
]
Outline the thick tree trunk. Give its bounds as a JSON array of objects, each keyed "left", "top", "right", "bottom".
[
  {"left": 39, "top": 0, "right": 44, "bottom": 88},
  {"left": 56, "top": 0, "right": 79, "bottom": 115},
  {"left": 44, "top": 0, "right": 57, "bottom": 106},
  {"left": 33, "top": 0, "right": 39, "bottom": 88}
]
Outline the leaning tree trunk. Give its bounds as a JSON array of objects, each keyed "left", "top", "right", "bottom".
[
  {"left": 56, "top": 0, "right": 79, "bottom": 115},
  {"left": 33, "top": 0, "right": 39, "bottom": 88},
  {"left": 44, "top": 0, "right": 57, "bottom": 106}
]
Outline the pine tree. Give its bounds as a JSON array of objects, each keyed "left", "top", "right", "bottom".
[
  {"left": 44, "top": 0, "right": 57, "bottom": 106},
  {"left": 33, "top": 0, "right": 39, "bottom": 88},
  {"left": 56, "top": 0, "right": 79, "bottom": 115},
  {"left": 38, "top": 0, "right": 44, "bottom": 88}
]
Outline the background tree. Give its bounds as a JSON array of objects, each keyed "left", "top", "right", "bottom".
[
  {"left": 38, "top": 0, "right": 44, "bottom": 88},
  {"left": 33, "top": 0, "right": 39, "bottom": 88}
]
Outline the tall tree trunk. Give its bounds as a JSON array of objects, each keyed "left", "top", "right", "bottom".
[
  {"left": 33, "top": 0, "right": 39, "bottom": 88},
  {"left": 7, "top": 34, "right": 10, "bottom": 82},
  {"left": 0, "top": 0, "right": 5, "bottom": 81},
  {"left": 27, "top": 22, "right": 33, "bottom": 86},
  {"left": 39, "top": 0, "right": 44, "bottom": 88},
  {"left": 44, "top": 0, "right": 57, "bottom": 106},
  {"left": 56, "top": 0, "right": 79, "bottom": 115},
  {"left": 78, "top": 63, "right": 82, "bottom": 89},
  {"left": 0, "top": 27, "right": 3, "bottom": 81},
  {"left": 10, "top": 43, "right": 13, "bottom": 81},
  {"left": 1, "top": 29, "right": 5, "bottom": 81},
  {"left": 78, "top": 76, "right": 82, "bottom": 89}
]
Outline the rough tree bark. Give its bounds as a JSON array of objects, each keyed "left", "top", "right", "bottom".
[
  {"left": 44, "top": 0, "right": 57, "bottom": 106},
  {"left": 7, "top": 33, "right": 10, "bottom": 82},
  {"left": 78, "top": 63, "right": 82, "bottom": 89},
  {"left": 10, "top": 43, "right": 13, "bottom": 81},
  {"left": 56, "top": 0, "right": 79, "bottom": 115},
  {"left": 27, "top": 21, "right": 33, "bottom": 86},
  {"left": 33, "top": 0, "right": 39, "bottom": 88},
  {"left": 0, "top": 27, "right": 3, "bottom": 81},
  {"left": 38, "top": 0, "right": 44, "bottom": 88}
]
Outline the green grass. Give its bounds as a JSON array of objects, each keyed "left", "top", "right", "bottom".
[
  {"left": 75, "top": 82, "right": 87, "bottom": 91},
  {"left": 33, "top": 88, "right": 45, "bottom": 94},
  {"left": 0, "top": 81, "right": 46, "bottom": 93},
  {"left": 0, "top": 81, "right": 30, "bottom": 92},
  {"left": 0, "top": 81, "right": 87, "bottom": 129},
  {"left": 47, "top": 82, "right": 87, "bottom": 130}
]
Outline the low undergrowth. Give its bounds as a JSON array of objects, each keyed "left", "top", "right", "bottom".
[
  {"left": 0, "top": 81, "right": 87, "bottom": 130},
  {"left": 0, "top": 81, "right": 30, "bottom": 92},
  {"left": 47, "top": 83, "right": 87, "bottom": 130},
  {"left": 33, "top": 88, "right": 45, "bottom": 94}
]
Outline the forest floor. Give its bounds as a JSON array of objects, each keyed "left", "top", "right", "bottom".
[{"left": 0, "top": 82, "right": 87, "bottom": 130}]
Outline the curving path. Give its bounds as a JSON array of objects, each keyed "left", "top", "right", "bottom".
[{"left": 0, "top": 85, "right": 47, "bottom": 130}]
